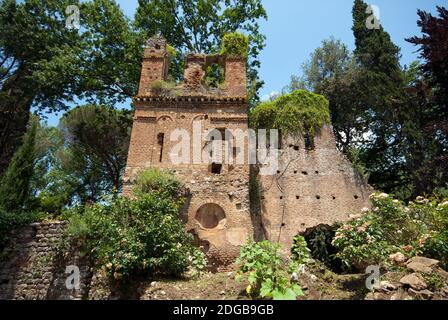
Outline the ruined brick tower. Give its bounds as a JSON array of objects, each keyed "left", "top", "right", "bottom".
[
  {"left": 124, "top": 37, "right": 253, "bottom": 269},
  {"left": 257, "top": 129, "right": 373, "bottom": 250},
  {"left": 125, "top": 36, "right": 373, "bottom": 265}
]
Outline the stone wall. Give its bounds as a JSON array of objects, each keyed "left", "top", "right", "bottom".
[
  {"left": 258, "top": 126, "right": 373, "bottom": 251},
  {"left": 0, "top": 222, "right": 92, "bottom": 300}
]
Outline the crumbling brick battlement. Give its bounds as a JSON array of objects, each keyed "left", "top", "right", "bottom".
[{"left": 137, "top": 36, "right": 246, "bottom": 98}]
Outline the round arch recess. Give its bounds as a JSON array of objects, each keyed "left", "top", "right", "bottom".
[{"left": 195, "top": 203, "right": 226, "bottom": 229}]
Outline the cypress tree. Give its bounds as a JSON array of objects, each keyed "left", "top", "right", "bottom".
[
  {"left": 351, "top": 0, "right": 408, "bottom": 194},
  {"left": 0, "top": 120, "right": 37, "bottom": 212},
  {"left": 352, "top": 0, "right": 402, "bottom": 80}
]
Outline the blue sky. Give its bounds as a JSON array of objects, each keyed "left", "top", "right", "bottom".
[{"left": 44, "top": 0, "right": 445, "bottom": 125}]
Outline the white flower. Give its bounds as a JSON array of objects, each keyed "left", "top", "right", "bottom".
[
  {"left": 361, "top": 207, "right": 370, "bottom": 213},
  {"left": 416, "top": 196, "right": 428, "bottom": 204},
  {"left": 438, "top": 201, "right": 448, "bottom": 208},
  {"left": 393, "top": 199, "right": 400, "bottom": 204},
  {"left": 379, "top": 193, "right": 389, "bottom": 198}
]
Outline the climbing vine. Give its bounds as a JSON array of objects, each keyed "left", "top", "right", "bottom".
[{"left": 250, "top": 90, "right": 331, "bottom": 138}]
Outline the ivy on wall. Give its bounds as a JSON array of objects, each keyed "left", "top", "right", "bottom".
[{"left": 250, "top": 90, "right": 331, "bottom": 137}]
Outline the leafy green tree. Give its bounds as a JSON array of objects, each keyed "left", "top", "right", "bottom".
[
  {"left": 0, "top": 0, "right": 82, "bottom": 176},
  {"left": 58, "top": 105, "right": 132, "bottom": 204},
  {"left": 0, "top": 118, "right": 38, "bottom": 211},
  {"left": 285, "top": 38, "right": 368, "bottom": 154},
  {"left": 404, "top": 6, "right": 448, "bottom": 196},
  {"left": 0, "top": 0, "right": 142, "bottom": 177},
  {"left": 78, "top": 0, "right": 145, "bottom": 104},
  {"left": 134, "top": 0, "right": 267, "bottom": 105},
  {"left": 28, "top": 105, "right": 132, "bottom": 211},
  {"left": 29, "top": 122, "right": 75, "bottom": 212}
]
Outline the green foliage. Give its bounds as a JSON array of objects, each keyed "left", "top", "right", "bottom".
[
  {"left": 221, "top": 33, "right": 249, "bottom": 58},
  {"left": 250, "top": 90, "right": 330, "bottom": 138},
  {"left": 64, "top": 195, "right": 192, "bottom": 281},
  {"left": 133, "top": 168, "right": 182, "bottom": 200},
  {"left": 422, "top": 272, "right": 445, "bottom": 291},
  {"left": 0, "top": 0, "right": 142, "bottom": 176},
  {"left": 166, "top": 44, "right": 177, "bottom": 58},
  {"left": 291, "top": 235, "right": 311, "bottom": 265},
  {"left": 333, "top": 193, "right": 448, "bottom": 270},
  {"left": 0, "top": 120, "right": 37, "bottom": 212},
  {"left": 204, "top": 64, "right": 225, "bottom": 89},
  {"left": 0, "top": 208, "right": 45, "bottom": 249},
  {"left": 189, "top": 248, "right": 207, "bottom": 278},
  {"left": 304, "top": 225, "right": 342, "bottom": 271},
  {"left": 54, "top": 104, "right": 131, "bottom": 205},
  {"left": 64, "top": 170, "right": 201, "bottom": 282},
  {"left": 149, "top": 80, "right": 180, "bottom": 96},
  {"left": 236, "top": 240, "right": 304, "bottom": 300},
  {"left": 346, "top": 147, "right": 370, "bottom": 180},
  {"left": 404, "top": 7, "right": 448, "bottom": 197}
]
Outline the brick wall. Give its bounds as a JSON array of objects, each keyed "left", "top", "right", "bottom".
[
  {"left": 258, "top": 126, "right": 373, "bottom": 251},
  {"left": 123, "top": 98, "right": 254, "bottom": 270}
]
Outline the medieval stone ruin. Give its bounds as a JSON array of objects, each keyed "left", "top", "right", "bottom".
[{"left": 123, "top": 37, "right": 372, "bottom": 269}]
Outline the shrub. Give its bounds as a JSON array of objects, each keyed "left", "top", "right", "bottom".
[
  {"left": 250, "top": 90, "right": 331, "bottom": 138},
  {"left": 221, "top": 33, "right": 249, "bottom": 58},
  {"left": 303, "top": 224, "right": 343, "bottom": 271},
  {"left": 189, "top": 247, "right": 207, "bottom": 277},
  {"left": 64, "top": 169, "right": 201, "bottom": 283},
  {"left": 64, "top": 195, "right": 199, "bottom": 281},
  {"left": 332, "top": 193, "right": 448, "bottom": 271},
  {"left": 149, "top": 80, "right": 178, "bottom": 96},
  {"left": 133, "top": 168, "right": 182, "bottom": 200},
  {"left": 291, "top": 235, "right": 311, "bottom": 265},
  {"left": 236, "top": 240, "right": 304, "bottom": 300}
]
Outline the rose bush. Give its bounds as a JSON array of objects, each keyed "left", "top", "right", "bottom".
[{"left": 333, "top": 193, "right": 448, "bottom": 271}]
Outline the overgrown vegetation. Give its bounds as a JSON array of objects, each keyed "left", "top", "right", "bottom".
[
  {"left": 303, "top": 224, "right": 343, "bottom": 273},
  {"left": 0, "top": 119, "right": 46, "bottom": 249},
  {"left": 0, "top": 119, "right": 37, "bottom": 212},
  {"left": 149, "top": 80, "right": 180, "bottom": 96},
  {"left": 236, "top": 240, "right": 304, "bottom": 300},
  {"left": 0, "top": 209, "right": 45, "bottom": 250},
  {"left": 291, "top": 235, "right": 311, "bottom": 265},
  {"left": 221, "top": 33, "right": 249, "bottom": 58},
  {"left": 333, "top": 193, "right": 448, "bottom": 271},
  {"left": 250, "top": 90, "right": 331, "bottom": 138},
  {"left": 63, "top": 169, "right": 205, "bottom": 284}
]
